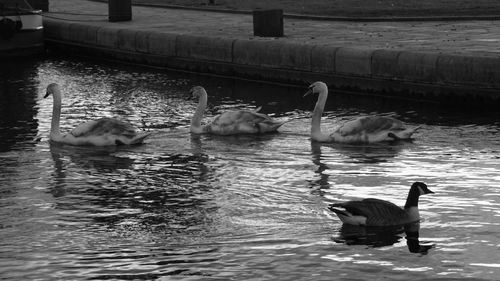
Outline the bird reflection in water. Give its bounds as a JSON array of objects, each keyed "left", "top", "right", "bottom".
[
  {"left": 48, "top": 142, "right": 135, "bottom": 197},
  {"left": 309, "top": 141, "right": 331, "bottom": 193},
  {"left": 333, "top": 222, "right": 434, "bottom": 254},
  {"left": 404, "top": 222, "right": 434, "bottom": 254},
  {"left": 314, "top": 141, "right": 407, "bottom": 164},
  {"left": 48, "top": 137, "right": 217, "bottom": 236},
  {"left": 50, "top": 142, "right": 135, "bottom": 172},
  {"left": 308, "top": 141, "right": 406, "bottom": 193}
]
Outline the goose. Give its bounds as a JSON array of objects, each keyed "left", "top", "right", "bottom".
[
  {"left": 189, "top": 86, "right": 286, "bottom": 135},
  {"left": 304, "top": 81, "right": 419, "bottom": 143},
  {"left": 328, "top": 182, "right": 434, "bottom": 226},
  {"left": 44, "top": 83, "right": 151, "bottom": 146}
]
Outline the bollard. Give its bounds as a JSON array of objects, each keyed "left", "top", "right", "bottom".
[
  {"left": 109, "top": 0, "right": 132, "bottom": 22},
  {"left": 252, "top": 9, "right": 284, "bottom": 37}
]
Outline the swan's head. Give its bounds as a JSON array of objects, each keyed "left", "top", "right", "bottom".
[
  {"left": 411, "top": 182, "right": 434, "bottom": 196},
  {"left": 188, "top": 86, "right": 207, "bottom": 99},
  {"left": 44, "top": 83, "right": 60, "bottom": 98},
  {"left": 304, "top": 81, "right": 328, "bottom": 97}
]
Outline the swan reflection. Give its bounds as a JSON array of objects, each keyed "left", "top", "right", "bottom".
[
  {"left": 309, "top": 141, "right": 330, "bottom": 192},
  {"left": 49, "top": 142, "right": 135, "bottom": 172},
  {"left": 48, "top": 142, "right": 136, "bottom": 197},
  {"left": 48, "top": 139, "right": 217, "bottom": 235},
  {"left": 308, "top": 141, "right": 405, "bottom": 192},
  {"left": 315, "top": 141, "right": 405, "bottom": 164}
]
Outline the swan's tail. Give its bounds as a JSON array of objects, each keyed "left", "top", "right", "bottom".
[
  {"left": 389, "top": 126, "right": 420, "bottom": 140},
  {"left": 130, "top": 131, "right": 152, "bottom": 145},
  {"left": 257, "top": 119, "right": 291, "bottom": 133}
]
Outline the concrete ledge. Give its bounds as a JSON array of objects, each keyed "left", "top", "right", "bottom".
[
  {"left": 233, "top": 39, "right": 313, "bottom": 71},
  {"left": 397, "top": 51, "right": 439, "bottom": 83},
  {"left": 436, "top": 54, "right": 475, "bottom": 85},
  {"left": 148, "top": 32, "right": 177, "bottom": 57},
  {"left": 43, "top": 19, "right": 70, "bottom": 40},
  {"left": 44, "top": 39, "right": 500, "bottom": 106},
  {"left": 96, "top": 26, "right": 121, "bottom": 49},
  {"left": 471, "top": 57, "right": 500, "bottom": 88},
  {"left": 117, "top": 29, "right": 137, "bottom": 52},
  {"left": 310, "top": 45, "right": 338, "bottom": 73},
  {"left": 372, "top": 49, "right": 400, "bottom": 79},
  {"left": 436, "top": 54, "right": 500, "bottom": 87},
  {"left": 279, "top": 42, "right": 314, "bottom": 71},
  {"left": 233, "top": 39, "right": 283, "bottom": 68},
  {"left": 43, "top": 18, "right": 500, "bottom": 104},
  {"left": 176, "top": 34, "right": 234, "bottom": 62},
  {"left": 336, "top": 47, "right": 373, "bottom": 76},
  {"left": 135, "top": 30, "right": 150, "bottom": 53},
  {"left": 67, "top": 23, "right": 97, "bottom": 45}
]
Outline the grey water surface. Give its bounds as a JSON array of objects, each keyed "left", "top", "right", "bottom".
[{"left": 0, "top": 57, "right": 499, "bottom": 280}]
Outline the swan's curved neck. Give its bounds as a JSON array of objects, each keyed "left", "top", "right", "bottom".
[
  {"left": 190, "top": 91, "right": 207, "bottom": 133},
  {"left": 50, "top": 89, "right": 62, "bottom": 138},
  {"left": 311, "top": 88, "right": 328, "bottom": 140}
]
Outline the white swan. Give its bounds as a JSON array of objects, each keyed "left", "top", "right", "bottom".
[
  {"left": 304, "top": 81, "right": 419, "bottom": 143},
  {"left": 189, "top": 86, "right": 286, "bottom": 135},
  {"left": 329, "top": 182, "right": 434, "bottom": 226},
  {"left": 44, "top": 83, "right": 151, "bottom": 146}
]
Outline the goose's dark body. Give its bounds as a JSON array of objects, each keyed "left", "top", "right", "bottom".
[{"left": 329, "top": 182, "right": 434, "bottom": 226}]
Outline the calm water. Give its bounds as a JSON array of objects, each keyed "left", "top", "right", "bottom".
[{"left": 1, "top": 57, "right": 499, "bottom": 281}]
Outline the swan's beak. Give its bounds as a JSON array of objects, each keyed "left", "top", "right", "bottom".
[
  {"left": 303, "top": 88, "right": 313, "bottom": 97},
  {"left": 43, "top": 91, "right": 51, "bottom": 99},
  {"left": 187, "top": 90, "right": 195, "bottom": 100}
]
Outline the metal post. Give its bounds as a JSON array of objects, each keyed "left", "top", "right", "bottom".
[
  {"left": 253, "top": 9, "right": 284, "bottom": 37},
  {"left": 26, "top": 0, "right": 49, "bottom": 11},
  {"left": 109, "top": 0, "right": 132, "bottom": 22}
]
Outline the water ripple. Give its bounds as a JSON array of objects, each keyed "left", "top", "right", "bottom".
[{"left": 0, "top": 57, "right": 499, "bottom": 281}]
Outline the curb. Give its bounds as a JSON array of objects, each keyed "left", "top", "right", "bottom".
[{"left": 43, "top": 18, "right": 500, "bottom": 104}]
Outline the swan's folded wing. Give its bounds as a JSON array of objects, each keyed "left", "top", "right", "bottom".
[
  {"left": 338, "top": 116, "right": 403, "bottom": 136},
  {"left": 71, "top": 117, "right": 136, "bottom": 137},
  {"left": 339, "top": 199, "right": 407, "bottom": 226},
  {"left": 70, "top": 120, "right": 99, "bottom": 137},
  {"left": 212, "top": 110, "right": 267, "bottom": 126}
]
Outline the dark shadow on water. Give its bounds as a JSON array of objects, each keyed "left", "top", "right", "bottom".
[
  {"left": 0, "top": 59, "right": 41, "bottom": 151},
  {"left": 333, "top": 222, "right": 434, "bottom": 254}
]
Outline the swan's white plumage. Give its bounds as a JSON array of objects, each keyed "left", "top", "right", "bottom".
[
  {"left": 44, "top": 83, "right": 150, "bottom": 146},
  {"left": 305, "top": 81, "right": 419, "bottom": 143},
  {"left": 189, "top": 86, "right": 286, "bottom": 135}
]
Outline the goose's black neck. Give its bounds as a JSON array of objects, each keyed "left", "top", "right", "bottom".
[{"left": 404, "top": 186, "right": 420, "bottom": 209}]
